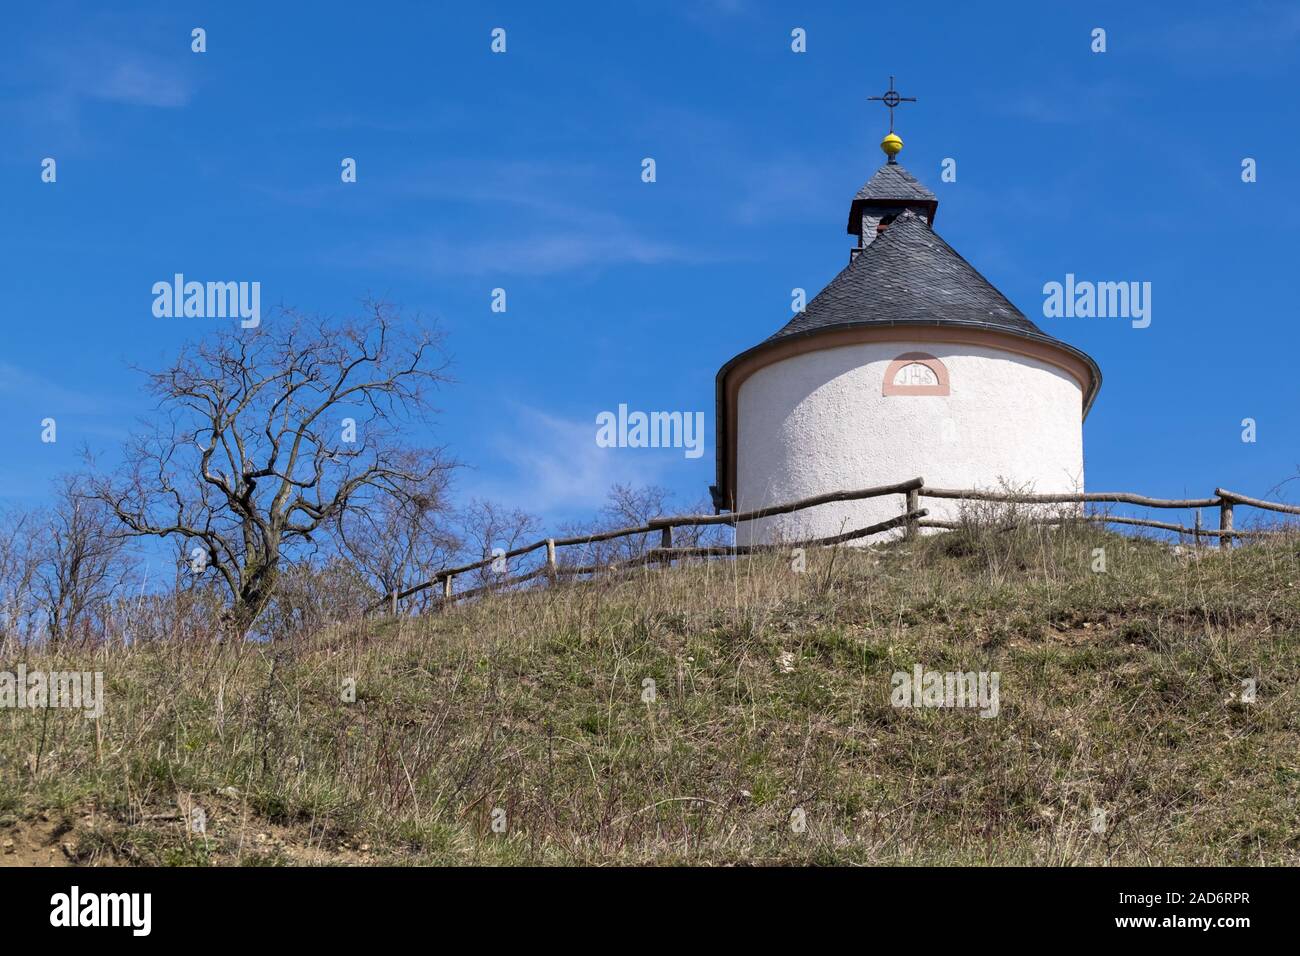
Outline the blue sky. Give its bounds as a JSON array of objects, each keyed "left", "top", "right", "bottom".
[{"left": 3, "top": 0, "right": 1298, "bottom": 529}]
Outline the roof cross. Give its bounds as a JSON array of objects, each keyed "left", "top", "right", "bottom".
[{"left": 867, "top": 76, "right": 916, "bottom": 133}]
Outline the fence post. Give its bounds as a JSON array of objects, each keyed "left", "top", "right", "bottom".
[
  {"left": 1193, "top": 509, "right": 1202, "bottom": 549},
  {"left": 659, "top": 525, "right": 673, "bottom": 568},
  {"left": 1219, "top": 498, "right": 1234, "bottom": 550},
  {"left": 904, "top": 488, "right": 920, "bottom": 540},
  {"left": 442, "top": 574, "right": 453, "bottom": 603},
  {"left": 546, "top": 538, "right": 557, "bottom": 580},
  {"left": 390, "top": 588, "right": 398, "bottom": 616}
]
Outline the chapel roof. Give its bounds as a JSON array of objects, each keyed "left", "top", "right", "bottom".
[
  {"left": 761, "top": 159, "right": 1099, "bottom": 387},
  {"left": 773, "top": 204, "right": 1042, "bottom": 342}
]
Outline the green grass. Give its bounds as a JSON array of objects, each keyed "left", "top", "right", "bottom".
[{"left": 2, "top": 520, "right": 1298, "bottom": 865}]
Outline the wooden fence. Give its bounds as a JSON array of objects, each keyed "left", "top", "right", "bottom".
[{"left": 371, "top": 478, "right": 1300, "bottom": 614}]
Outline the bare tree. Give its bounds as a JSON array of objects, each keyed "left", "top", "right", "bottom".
[
  {"left": 0, "top": 507, "right": 41, "bottom": 644},
  {"left": 457, "top": 499, "right": 541, "bottom": 589},
  {"left": 598, "top": 484, "right": 672, "bottom": 561},
  {"left": 556, "top": 484, "right": 728, "bottom": 568},
  {"left": 600, "top": 484, "right": 720, "bottom": 559},
  {"left": 338, "top": 459, "right": 460, "bottom": 609},
  {"left": 36, "top": 474, "right": 133, "bottom": 645},
  {"left": 262, "top": 557, "right": 377, "bottom": 636},
  {"left": 92, "top": 301, "right": 453, "bottom": 635}
]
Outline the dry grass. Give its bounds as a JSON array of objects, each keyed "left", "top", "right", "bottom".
[{"left": 2, "top": 519, "right": 1298, "bottom": 866}]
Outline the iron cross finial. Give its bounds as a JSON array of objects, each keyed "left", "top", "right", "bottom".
[{"left": 867, "top": 75, "right": 917, "bottom": 133}]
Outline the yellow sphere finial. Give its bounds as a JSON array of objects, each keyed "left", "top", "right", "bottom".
[{"left": 881, "top": 132, "right": 904, "bottom": 160}]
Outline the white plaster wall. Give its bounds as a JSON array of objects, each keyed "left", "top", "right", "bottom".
[{"left": 734, "top": 340, "right": 1084, "bottom": 545}]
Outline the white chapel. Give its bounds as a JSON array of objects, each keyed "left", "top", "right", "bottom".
[{"left": 711, "top": 86, "right": 1101, "bottom": 543}]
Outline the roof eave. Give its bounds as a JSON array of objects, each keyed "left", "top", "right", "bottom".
[{"left": 845, "top": 198, "right": 937, "bottom": 233}]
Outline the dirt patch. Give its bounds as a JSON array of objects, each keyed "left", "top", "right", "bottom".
[
  {"left": 1, "top": 813, "right": 84, "bottom": 867},
  {"left": 2, "top": 797, "right": 381, "bottom": 867}
]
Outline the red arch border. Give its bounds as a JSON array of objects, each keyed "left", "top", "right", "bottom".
[{"left": 882, "top": 352, "right": 950, "bottom": 396}]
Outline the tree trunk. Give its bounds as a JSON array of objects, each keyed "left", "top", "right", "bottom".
[{"left": 221, "top": 561, "right": 280, "bottom": 638}]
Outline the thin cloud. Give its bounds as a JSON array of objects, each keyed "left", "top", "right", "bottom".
[
  {"left": 731, "top": 155, "right": 843, "bottom": 225},
  {"left": 469, "top": 405, "right": 675, "bottom": 516},
  {"left": 307, "top": 156, "right": 703, "bottom": 276},
  {"left": 0, "top": 362, "right": 128, "bottom": 417},
  {"left": 36, "top": 37, "right": 193, "bottom": 109},
  {"left": 1157, "top": 2, "right": 1300, "bottom": 70},
  {"left": 365, "top": 230, "right": 692, "bottom": 278},
  {"left": 89, "top": 55, "right": 191, "bottom": 108},
  {"left": 996, "top": 79, "right": 1129, "bottom": 126}
]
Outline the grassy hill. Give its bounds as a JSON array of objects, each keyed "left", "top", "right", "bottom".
[{"left": 2, "top": 520, "right": 1298, "bottom": 866}]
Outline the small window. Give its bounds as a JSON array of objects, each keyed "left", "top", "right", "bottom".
[{"left": 883, "top": 352, "right": 949, "bottom": 396}]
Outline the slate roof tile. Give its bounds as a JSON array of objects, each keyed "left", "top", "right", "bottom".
[
  {"left": 853, "top": 162, "right": 937, "bottom": 203},
  {"left": 772, "top": 209, "right": 1042, "bottom": 341}
]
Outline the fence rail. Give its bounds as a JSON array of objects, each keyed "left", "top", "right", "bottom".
[{"left": 370, "top": 478, "right": 1300, "bottom": 614}]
